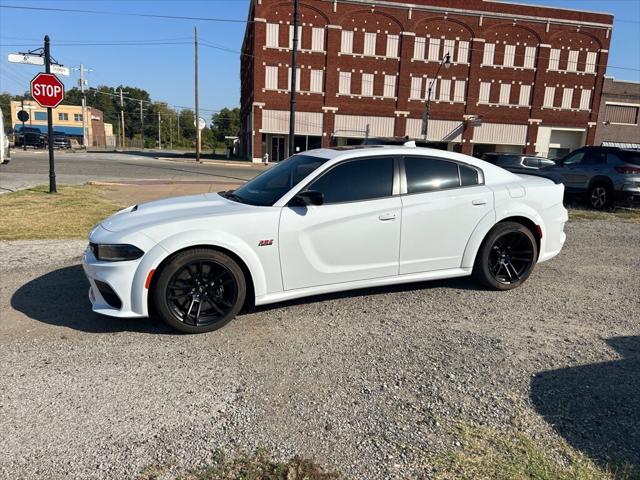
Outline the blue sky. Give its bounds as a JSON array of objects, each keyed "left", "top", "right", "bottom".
[{"left": 0, "top": 0, "right": 638, "bottom": 116}]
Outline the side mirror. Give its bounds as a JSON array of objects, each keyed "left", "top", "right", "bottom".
[{"left": 290, "top": 190, "right": 324, "bottom": 207}]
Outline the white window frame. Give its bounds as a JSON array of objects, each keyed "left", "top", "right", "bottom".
[
  {"left": 364, "top": 32, "right": 377, "bottom": 56},
  {"left": 383, "top": 74, "right": 396, "bottom": 98},
  {"left": 338, "top": 71, "right": 351, "bottom": 94},
  {"left": 443, "top": 39, "right": 455, "bottom": 62},
  {"left": 265, "top": 65, "right": 278, "bottom": 90},
  {"left": 562, "top": 88, "right": 574, "bottom": 109},
  {"left": 361, "top": 73, "right": 374, "bottom": 96},
  {"left": 543, "top": 86, "right": 556, "bottom": 108},
  {"left": 287, "top": 67, "right": 301, "bottom": 91},
  {"left": 479, "top": 82, "right": 491, "bottom": 104},
  {"left": 457, "top": 41, "right": 469, "bottom": 64},
  {"left": 453, "top": 80, "right": 466, "bottom": 102},
  {"left": 310, "top": 69, "right": 323, "bottom": 93},
  {"left": 483, "top": 43, "right": 495, "bottom": 66},
  {"left": 410, "top": 76, "right": 423, "bottom": 100},
  {"left": 499, "top": 83, "right": 511, "bottom": 105},
  {"left": 311, "top": 27, "right": 325, "bottom": 52},
  {"left": 266, "top": 23, "right": 279, "bottom": 48},
  {"left": 519, "top": 84, "right": 531, "bottom": 106},
  {"left": 386, "top": 34, "right": 399, "bottom": 58},
  {"left": 340, "top": 30, "right": 353, "bottom": 54},
  {"left": 580, "top": 89, "right": 592, "bottom": 110},
  {"left": 585, "top": 51, "right": 597, "bottom": 73},
  {"left": 289, "top": 25, "right": 302, "bottom": 50},
  {"left": 524, "top": 46, "right": 536, "bottom": 69},
  {"left": 567, "top": 50, "right": 579, "bottom": 72},
  {"left": 548, "top": 49, "right": 560, "bottom": 71},
  {"left": 413, "top": 37, "right": 426, "bottom": 60},
  {"left": 439, "top": 79, "right": 451, "bottom": 101},
  {"left": 503, "top": 45, "right": 516, "bottom": 67},
  {"left": 428, "top": 38, "right": 441, "bottom": 62}
]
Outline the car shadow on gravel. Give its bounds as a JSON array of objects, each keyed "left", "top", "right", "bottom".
[
  {"left": 11, "top": 265, "right": 174, "bottom": 334},
  {"left": 531, "top": 336, "right": 640, "bottom": 471}
]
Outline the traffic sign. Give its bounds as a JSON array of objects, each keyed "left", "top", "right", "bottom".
[
  {"left": 51, "top": 64, "right": 70, "bottom": 77},
  {"left": 30, "top": 72, "right": 65, "bottom": 108},
  {"left": 8, "top": 53, "right": 45, "bottom": 66},
  {"left": 17, "top": 110, "right": 29, "bottom": 122}
]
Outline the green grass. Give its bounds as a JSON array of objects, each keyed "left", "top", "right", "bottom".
[
  {"left": 432, "top": 421, "right": 638, "bottom": 480},
  {"left": 0, "top": 184, "right": 122, "bottom": 240},
  {"left": 568, "top": 207, "right": 640, "bottom": 223}
]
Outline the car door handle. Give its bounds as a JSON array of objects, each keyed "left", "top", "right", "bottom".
[
  {"left": 378, "top": 213, "right": 397, "bottom": 221},
  {"left": 472, "top": 199, "right": 487, "bottom": 206}
]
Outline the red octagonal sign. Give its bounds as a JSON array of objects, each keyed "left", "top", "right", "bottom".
[{"left": 30, "top": 72, "right": 65, "bottom": 108}]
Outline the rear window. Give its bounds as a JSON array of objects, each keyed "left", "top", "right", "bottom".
[{"left": 404, "top": 157, "right": 460, "bottom": 194}]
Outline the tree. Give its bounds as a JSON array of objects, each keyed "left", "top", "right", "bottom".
[{"left": 210, "top": 107, "right": 240, "bottom": 142}]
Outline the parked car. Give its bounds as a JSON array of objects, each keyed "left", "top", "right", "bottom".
[
  {"left": 52, "top": 132, "right": 71, "bottom": 149},
  {"left": 14, "top": 126, "right": 46, "bottom": 149},
  {"left": 362, "top": 137, "right": 433, "bottom": 147},
  {"left": 480, "top": 153, "right": 556, "bottom": 173},
  {"left": 83, "top": 144, "right": 568, "bottom": 333},
  {"left": 0, "top": 107, "right": 9, "bottom": 164},
  {"left": 542, "top": 146, "right": 640, "bottom": 209}
]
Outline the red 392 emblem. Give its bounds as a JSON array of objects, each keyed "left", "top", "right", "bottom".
[{"left": 258, "top": 239, "right": 274, "bottom": 247}]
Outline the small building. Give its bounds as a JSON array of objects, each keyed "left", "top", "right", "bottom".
[
  {"left": 240, "top": 0, "right": 613, "bottom": 162},
  {"left": 9, "top": 100, "right": 111, "bottom": 148},
  {"left": 594, "top": 77, "right": 640, "bottom": 149}
]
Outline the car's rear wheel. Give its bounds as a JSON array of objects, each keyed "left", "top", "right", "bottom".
[
  {"left": 473, "top": 222, "right": 538, "bottom": 290},
  {"left": 153, "top": 249, "right": 246, "bottom": 333},
  {"left": 588, "top": 183, "right": 612, "bottom": 210}
]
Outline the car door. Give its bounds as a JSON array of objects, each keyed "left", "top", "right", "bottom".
[
  {"left": 399, "top": 156, "right": 494, "bottom": 274},
  {"left": 279, "top": 156, "right": 401, "bottom": 290},
  {"left": 554, "top": 149, "right": 594, "bottom": 191}
]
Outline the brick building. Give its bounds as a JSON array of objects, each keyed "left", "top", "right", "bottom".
[
  {"left": 240, "top": 0, "right": 613, "bottom": 162},
  {"left": 594, "top": 77, "right": 640, "bottom": 149}
]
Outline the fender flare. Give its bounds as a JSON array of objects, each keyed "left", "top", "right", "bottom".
[{"left": 130, "top": 230, "right": 267, "bottom": 316}]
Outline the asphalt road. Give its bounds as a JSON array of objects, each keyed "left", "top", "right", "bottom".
[
  {"left": 0, "top": 218, "right": 638, "bottom": 479},
  {"left": 0, "top": 150, "right": 263, "bottom": 192}
]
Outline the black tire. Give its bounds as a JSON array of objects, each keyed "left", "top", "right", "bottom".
[
  {"left": 473, "top": 221, "right": 538, "bottom": 290},
  {"left": 153, "top": 248, "right": 246, "bottom": 334},
  {"left": 587, "top": 183, "right": 612, "bottom": 210}
]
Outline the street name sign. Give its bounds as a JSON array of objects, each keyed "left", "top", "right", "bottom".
[
  {"left": 8, "top": 53, "right": 45, "bottom": 66},
  {"left": 30, "top": 72, "right": 65, "bottom": 108}
]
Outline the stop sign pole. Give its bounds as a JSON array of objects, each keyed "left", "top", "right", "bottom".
[{"left": 44, "top": 35, "right": 56, "bottom": 193}]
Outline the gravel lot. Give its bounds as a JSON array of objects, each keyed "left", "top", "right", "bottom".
[{"left": 0, "top": 218, "right": 638, "bottom": 479}]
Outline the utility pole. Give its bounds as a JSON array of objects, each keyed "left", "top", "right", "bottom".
[
  {"left": 169, "top": 115, "right": 173, "bottom": 150},
  {"left": 288, "top": 0, "right": 299, "bottom": 157},
  {"left": 118, "top": 87, "right": 129, "bottom": 148},
  {"left": 44, "top": 35, "right": 56, "bottom": 193},
  {"left": 139, "top": 100, "right": 145, "bottom": 149},
  {"left": 74, "top": 64, "right": 92, "bottom": 148},
  {"left": 158, "top": 111, "right": 161, "bottom": 149},
  {"left": 176, "top": 112, "right": 180, "bottom": 143},
  {"left": 194, "top": 26, "right": 201, "bottom": 162},
  {"left": 20, "top": 98, "right": 26, "bottom": 151}
]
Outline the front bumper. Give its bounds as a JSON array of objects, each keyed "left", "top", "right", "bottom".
[{"left": 82, "top": 246, "right": 147, "bottom": 318}]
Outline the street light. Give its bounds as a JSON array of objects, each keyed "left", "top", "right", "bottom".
[{"left": 421, "top": 52, "right": 451, "bottom": 139}]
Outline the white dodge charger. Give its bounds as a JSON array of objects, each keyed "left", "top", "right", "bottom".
[{"left": 83, "top": 144, "right": 568, "bottom": 333}]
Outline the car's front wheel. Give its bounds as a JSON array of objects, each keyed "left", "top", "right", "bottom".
[
  {"left": 153, "top": 248, "right": 246, "bottom": 333},
  {"left": 473, "top": 222, "right": 538, "bottom": 290}
]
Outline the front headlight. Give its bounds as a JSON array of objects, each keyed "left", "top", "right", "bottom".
[{"left": 90, "top": 243, "right": 144, "bottom": 262}]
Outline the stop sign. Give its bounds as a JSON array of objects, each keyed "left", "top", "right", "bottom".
[{"left": 30, "top": 72, "right": 65, "bottom": 108}]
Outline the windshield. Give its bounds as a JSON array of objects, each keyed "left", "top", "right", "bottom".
[{"left": 229, "top": 154, "right": 329, "bottom": 206}]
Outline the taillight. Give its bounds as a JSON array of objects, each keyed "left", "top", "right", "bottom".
[{"left": 615, "top": 166, "right": 640, "bottom": 175}]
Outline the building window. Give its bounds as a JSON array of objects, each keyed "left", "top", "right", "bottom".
[
  {"left": 504, "top": 45, "right": 516, "bottom": 67},
  {"left": 548, "top": 49, "right": 560, "bottom": 71},
  {"left": 338, "top": 71, "right": 351, "bottom": 94},
  {"left": 443, "top": 39, "right": 455, "bottom": 60},
  {"left": 311, "top": 27, "right": 324, "bottom": 51},
  {"left": 604, "top": 104, "right": 639, "bottom": 124},
  {"left": 519, "top": 85, "right": 531, "bottom": 106},
  {"left": 361, "top": 73, "right": 374, "bottom": 96},
  {"left": 414, "top": 37, "right": 426, "bottom": 60},
  {"left": 543, "top": 86, "right": 556, "bottom": 107},
  {"left": 562, "top": 88, "right": 574, "bottom": 109},
  {"left": 579, "top": 89, "right": 592, "bottom": 111},
  {"left": 383, "top": 75, "right": 396, "bottom": 98},
  {"left": 58, "top": 112, "right": 68, "bottom": 121},
  {"left": 386, "top": 34, "right": 399, "bottom": 58},
  {"left": 410, "top": 76, "right": 423, "bottom": 100},
  {"left": 266, "top": 23, "right": 279, "bottom": 48},
  {"left": 265, "top": 65, "right": 278, "bottom": 90},
  {"left": 439, "top": 79, "right": 451, "bottom": 101},
  {"left": 499, "top": 83, "right": 511, "bottom": 104},
  {"left": 482, "top": 43, "right": 495, "bottom": 65},
  {"left": 74, "top": 113, "right": 83, "bottom": 122},
  {"left": 34, "top": 111, "right": 48, "bottom": 121},
  {"left": 453, "top": 80, "right": 466, "bottom": 102},
  {"left": 426, "top": 78, "right": 438, "bottom": 100},
  {"left": 524, "top": 46, "right": 536, "bottom": 69},
  {"left": 428, "top": 38, "right": 441, "bottom": 62},
  {"left": 289, "top": 25, "right": 302, "bottom": 50},
  {"left": 310, "top": 69, "right": 323, "bottom": 93},
  {"left": 457, "top": 41, "right": 469, "bottom": 64},
  {"left": 364, "top": 32, "right": 376, "bottom": 56},
  {"left": 287, "top": 67, "right": 301, "bottom": 91},
  {"left": 479, "top": 82, "right": 491, "bottom": 104},
  {"left": 341, "top": 30, "right": 353, "bottom": 54},
  {"left": 567, "top": 50, "right": 579, "bottom": 72},
  {"left": 585, "top": 51, "right": 597, "bottom": 73}
]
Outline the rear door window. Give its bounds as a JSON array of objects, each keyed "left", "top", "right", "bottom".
[
  {"left": 460, "top": 165, "right": 480, "bottom": 186},
  {"left": 404, "top": 157, "right": 461, "bottom": 194},
  {"left": 523, "top": 157, "right": 540, "bottom": 168}
]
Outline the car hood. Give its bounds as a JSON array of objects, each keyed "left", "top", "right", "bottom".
[{"left": 101, "top": 192, "right": 253, "bottom": 233}]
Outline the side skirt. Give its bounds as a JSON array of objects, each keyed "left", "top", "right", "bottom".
[{"left": 255, "top": 268, "right": 473, "bottom": 306}]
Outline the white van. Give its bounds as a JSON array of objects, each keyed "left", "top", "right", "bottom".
[{"left": 0, "top": 106, "right": 9, "bottom": 164}]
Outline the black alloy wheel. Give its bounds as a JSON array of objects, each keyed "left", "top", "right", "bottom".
[
  {"left": 474, "top": 222, "right": 538, "bottom": 290},
  {"left": 588, "top": 184, "right": 611, "bottom": 210},
  {"left": 154, "top": 249, "right": 246, "bottom": 333}
]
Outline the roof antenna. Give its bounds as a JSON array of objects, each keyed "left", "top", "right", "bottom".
[{"left": 403, "top": 140, "right": 417, "bottom": 148}]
